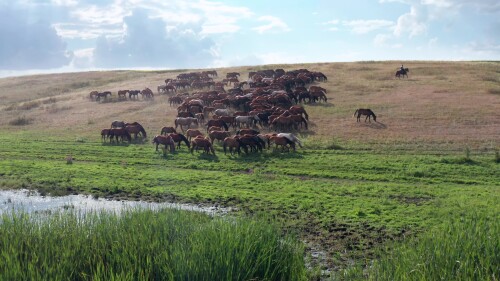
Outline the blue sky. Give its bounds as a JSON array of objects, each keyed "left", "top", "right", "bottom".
[{"left": 0, "top": 0, "right": 498, "bottom": 77}]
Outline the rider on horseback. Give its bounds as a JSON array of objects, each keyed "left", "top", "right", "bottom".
[{"left": 400, "top": 64, "right": 405, "bottom": 73}]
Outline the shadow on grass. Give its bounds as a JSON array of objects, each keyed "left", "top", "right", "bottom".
[{"left": 359, "top": 121, "right": 387, "bottom": 129}]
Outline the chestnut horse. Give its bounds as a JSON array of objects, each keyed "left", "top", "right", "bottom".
[
  {"left": 190, "top": 136, "right": 215, "bottom": 155},
  {"left": 125, "top": 124, "right": 147, "bottom": 139},
  {"left": 209, "top": 130, "right": 231, "bottom": 144},
  {"left": 185, "top": 129, "right": 204, "bottom": 141},
  {"left": 270, "top": 136, "right": 296, "bottom": 152},
  {"left": 101, "top": 129, "right": 110, "bottom": 142},
  {"left": 354, "top": 108, "right": 377, "bottom": 122},
  {"left": 223, "top": 137, "right": 242, "bottom": 155},
  {"left": 161, "top": 126, "right": 177, "bottom": 135},
  {"left": 152, "top": 135, "right": 176, "bottom": 153},
  {"left": 206, "top": 119, "right": 229, "bottom": 132}
]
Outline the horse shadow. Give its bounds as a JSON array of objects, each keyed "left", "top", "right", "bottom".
[
  {"left": 307, "top": 102, "right": 334, "bottom": 108},
  {"left": 196, "top": 153, "right": 219, "bottom": 162},
  {"left": 363, "top": 122, "right": 387, "bottom": 129}
]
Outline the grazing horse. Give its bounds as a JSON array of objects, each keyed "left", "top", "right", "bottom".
[
  {"left": 354, "top": 108, "right": 377, "bottom": 122},
  {"left": 161, "top": 126, "right": 177, "bottom": 135},
  {"left": 237, "top": 134, "right": 264, "bottom": 154},
  {"left": 141, "top": 88, "right": 154, "bottom": 99},
  {"left": 191, "top": 136, "right": 215, "bottom": 155},
  {"left": 175, "top": 117, "right": 198, "bottom": 131},
  {"left": 100, "top": 129, "right": 110, "bottom": 142},
  {"left": 125, "top": 124, "right": 147, "bottom": 139},
  {"left": 236, "top": 129, "right": 260, "bottom": 136},
  {"left": 395, "top": 68, "right": 409, "bottom": 79},
  {"left": 111, "top": 120, "right": 126, "bottom": 128},
  {"left": 270, "top": 136, "right": 296, "bottom": 152},
  {"left": 128, "top": 90, "right": 141, "bottom": 99},
  {"left": 96, "top": 91, "right": 112, "bottom": 101},
  {"left": 166, "top": 133, "right": 190, "bottom": 149},
  {"left": 209, "top": 130, "right": 231, "bottom": 144},
  {"left": 235, "top": 115, "right": 260, "bottom": 129},
  {"left": 214, "top": 108, "right": 231, "bottom": 117},
  {"left": 206, "top": 119, "right": 229, "bottom": 132},
  {"left": 276, "top": 133, "right": 303, "bottom": 148},
  {"left": 185, "top": 129, "right": 204, "bottom": 141},
  {"left": 108, "top": 128, "right": 132, "bottom": 143},
  {"left": 289, "top": 106, "right": 309, "bottom": 120},
  {"left": 152, "top": 135, "right": 176, "bottom": 153},
  {"left": 89, "top": 91, "right": 99, "bottom": 100},
  {"left": 223, "top": 137, "right": 242, "bottom": 155}
]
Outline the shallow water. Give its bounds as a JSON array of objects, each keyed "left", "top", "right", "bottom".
[{"left": 0, "top": 189, "right": 232, "bottom": 215}]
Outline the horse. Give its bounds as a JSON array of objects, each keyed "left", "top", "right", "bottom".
[
  {"left": 209, "top": 130, "right": 231, "bottom": 144},
  {"left": 206, "top": 119, "right": 229, "bottom": 132},
  {"left": 100, "top": 129, "right": 110, "bottom": 142},
  {"left": 235, "top": 115, "right": 260, "bottom": 129},
  {"left": 166, "top": 133, "right": 190, "bottom": 149},
  {"left": 89, "top": 91, "right": 99, "bottom": 100},
  {"left": 214, "top": 108, "right": 231, "bottom": 117},
  {"left": 354, "top": 108, "right": 377, "bottom": 122},
  {"left": 395, "top": 68, "right": 409, "bottom": 79},
  {"left": 96, "top": 91, "right": 112, "bottom": 101},
  {"left": 125, "top": 124, "right": 147, "bottom": 139},
  {"left": 237, "top": 134, "right": 264, "bottom": 154},
  {"left": 161, "top": 126, "right": 177, "bottom": 135},
  {"left": 236, "top": 129, "right": 260, "bottom": 136},
  {"left": 185, "top": 129, "right": 204, "bottom": 141},
  {"left": 108, "top": 128, "right": 132, "bottom": 143},
  {"left": 190, "top": 136, "right": 215, "bottom": 155},
  {"left": 289, "top": 106, "right": 309, "bottom": 120},
  {"left": 270, "top": 136, "right": 296, "bottom": 152},
  {"left": 117, "top": 90, "right": 128, "bottom": 100},
  {"left": 276, "top": 133, "right": 303, "bottom": 148},
  {"left": 128, "top": 90, "right": 141, "bottom": 99},
  {"left": 141, "top": 88, "right": 154, "bottom": 99},
  {"left": 175, "top": 117, "right": 198, "bottom": 131},
  {"left": 152, "top": 135, "right": 176, "bottom": 153},
  {"left": 223, "top": 137, "right": 242, "bottom": 155},
  {"left": 111, "top": 120, "right": 126, "bottom": 128}
]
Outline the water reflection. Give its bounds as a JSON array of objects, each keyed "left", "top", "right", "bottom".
[{"left": 0, "top": 189, "right": 231, "bottom": 215}]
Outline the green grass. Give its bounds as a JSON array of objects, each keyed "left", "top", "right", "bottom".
[
  {"left": 350, "top": 212, "right": 499, "bottom": 280},
  {"left": 0, "top": 131, "right": 498, "bottom": 274},
  {"left": 0, "top": 208, "right": 306, "bottom": 280}
]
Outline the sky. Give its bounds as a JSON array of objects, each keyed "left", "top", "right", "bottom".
[{"left": 0, "top": 0, "right": 498, "bottom": 77}]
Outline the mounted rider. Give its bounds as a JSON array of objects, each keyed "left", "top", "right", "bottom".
[{"left": 400, "top": 64, "right": 405, "bottom": 73}]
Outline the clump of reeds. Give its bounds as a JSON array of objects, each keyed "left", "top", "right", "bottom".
[
  {"left": 0, "top": 208, "right": 307, "bottom": 280},
  {"left": 366, "top": 212, "right": 499, "bottom": 280}
]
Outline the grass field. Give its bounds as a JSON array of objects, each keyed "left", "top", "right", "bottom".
[{"left": 0, "top": 61, "right": 498, "bottom": 279}]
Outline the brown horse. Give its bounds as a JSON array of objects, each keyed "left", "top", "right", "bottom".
[
  {"left": 89, "top": 91, "right": 99, "bottom": 100},
  {"left": 128, "top": 90, "right": 141, "bottom": 99},
  {"left": 270, "top": 136, "right": 296, "bottom": 152},
  {"left": 354, "top": 108, "right": 377, "bottom": 122},
  {"left": 190, "top": 136, "right": 215, "bottom": 155},
  {"left": 289, "top": 106, "right": 309, "bottom": 120},
  {"left": 125, "top": 124, "right": 147, "bottom": 139},
  {"left": 161, "top": 126, "right": 177, "bottom": 135},
  {"left": 166, "top": 133, "right": 190, "bottom": 149},
  {"left": 223, "top": 137, "right": 242, "bottom": 155},
  {"left": 108, "top": 128, "right": 132, "bottom": 143},
  {"left": 209, "top": 130, "right": 231, "bottom": 144},
  {"left": 100, "top": 129, "right": 110, "bottom": 142},
  {"left": 152, "top": 135, "right": 176, "bottom": 153},
  {"left": 236, "top": 134, "right": 264, "bottom": 154},
  {"left": 185, "top": 129, "right": 204, "bottom": 141},
  {"left": 117, "top": 90, "right": 128, "bottom": 99},
  {"left": 395, "top": 68, "right": 409, "bottom": 79},
  {"left": 206, "top": 119, "right": 229, "bottom": 132},
  {"left": 236, "top": 129, "right": 260, "bottom": 136}
]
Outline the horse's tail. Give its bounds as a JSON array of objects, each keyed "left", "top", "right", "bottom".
[
  {"left": 210, "top": 144, "right": 215, "bottom": 155},
  {"left": 354, "top": 109, "right": 359, "bottom": 117},
  {"left": 223, "top": 141, "right": 227, "bottom": 154},
  {"left": 180, "top": 134, "right": 190, "bottom": 148},
  {"left": 139, "top": 126, "right": 147, "bottom": 138},
  {"left": 222, "top": 121, "right": 229, "bottom": 131},
  {"left": 125, "top": 131, "right": 132, "bottom": 142},
  {"left": 302, "top": 117, "right": 308, "bottom": 130},
  {"left": 303, "top": 110, "right": 309, "bottom": 121}
]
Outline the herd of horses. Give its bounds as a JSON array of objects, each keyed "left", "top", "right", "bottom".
[
  {"left": 89, "top": 88, "right": 154, "bottom": 101},
  {"left": 97, "top": 65, "right": 393, "bottom": 156}
]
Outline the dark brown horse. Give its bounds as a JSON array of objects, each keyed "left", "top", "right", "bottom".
[
  {"left": 161, "top": 126, "right": 177, "bottom": 135},
  {"left": 100, "top": 129, "right": 110, "bottom": 142},
  {"left": 152, "top": 135, "right": 176, "bottom": 153},
  {"left": 166, "top": 133, "right": 190, "bottom": 149},
  {"left": 206, "top": 119, "right": 229, "bottom": 132},
  {"left": 108, "top": 128, "right": 132, "bottom": 143},
  {"left": 395, "top": 68, "right": 409, "bottom": 79},
  {"left": 354, "top": 108, "right": 377, "bottom": 122},
  {"left": 126, "top": 124, "right": 147, "bottom": 139}
]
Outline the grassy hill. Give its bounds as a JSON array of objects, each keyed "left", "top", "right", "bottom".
[{"left": 0, "top": 61, "right": 498, "bottom": 279}]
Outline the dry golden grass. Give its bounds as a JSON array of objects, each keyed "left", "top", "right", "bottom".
[{"left": 0, "top": 61, "right": 498, "bottom": 151}]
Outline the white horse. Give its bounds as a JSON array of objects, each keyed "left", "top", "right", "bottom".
[
  {"left": 277, "top": 133, "right": 303, "bottom": 148},
  {"left": 235, "top": 115, "right": 260, "bottom": 128},
  {"left": 174, "top": 117, "right": 198, "bottom": 131},
  {"left": 214, "top": 108, "right": 231, "bottom": 117}
]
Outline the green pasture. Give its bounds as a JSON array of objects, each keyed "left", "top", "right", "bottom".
[{"left": 0, "top": 130, "right": 498, "bottom": 276}]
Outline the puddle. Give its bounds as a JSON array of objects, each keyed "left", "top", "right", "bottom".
[{"left": 0, "top": 189, "right": 233, "bottom": 216}]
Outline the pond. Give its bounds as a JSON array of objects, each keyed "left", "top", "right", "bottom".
[{"left": 0, "top": 189, "right": 232, "bottom": 215}]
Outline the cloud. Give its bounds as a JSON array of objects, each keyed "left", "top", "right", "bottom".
[
  {"left": 0, "top": 6, "right": 73, "bottom": 70},
  {"left": 343, "top": 20, "right": 394, "bottom": 34},
  {"left": 252, "top": 16, "right": 290, "bottom": 34},
  {"left": 92, "top": 9, "right": 217, "bottom": 68},
  {"left": 393, "top": 6, "right": 427, "bottom": 37}
]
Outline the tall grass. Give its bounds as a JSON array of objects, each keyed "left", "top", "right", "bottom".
[
  {"left": 365, "top": 212, "right": 499, "bottom": 280},
  {"left": 0, "top": 208, "right": 307, "bottom": 281}
]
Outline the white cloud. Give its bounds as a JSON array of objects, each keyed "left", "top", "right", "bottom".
[
  {"left": 252, "top": 16, "right": 290, "bottom": 34},
  {"left": 343, "top": 20, "right": 394, "bottom": 34},
  {"left": 393, "top": 6, "right": 427, "bottom": 37}
]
